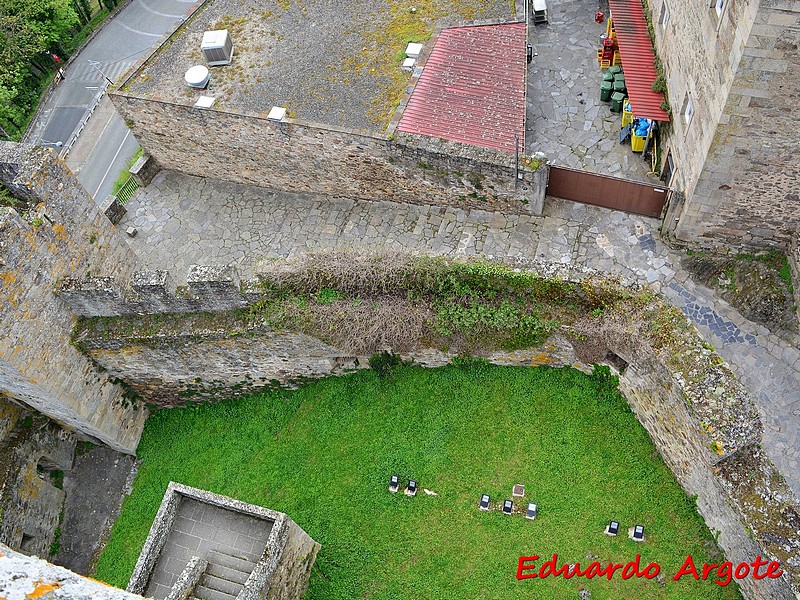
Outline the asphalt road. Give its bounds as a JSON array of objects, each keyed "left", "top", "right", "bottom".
[{"left": 30, "top": 0, "right": 200, "bottom": 201}]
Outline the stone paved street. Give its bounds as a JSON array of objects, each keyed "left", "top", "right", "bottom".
[
  {"left": 121, "top": 171, "right": 800, "bottom": 497},
  {"left": 526, "top": 0, "right": 655, "bottom": 183}
]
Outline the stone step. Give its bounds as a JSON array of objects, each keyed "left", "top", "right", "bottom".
[
  {"left": 206, "top": 562, "right": 251, "bottom": 585},
  {"left": 192, "top": 584, "right": 237, "bottom": 600},
  {"left": 199, "top": 572, "right": 243, "bottom": 597},
  {"left": 207, "top": 549, "right": 257, "bottom": 574}
]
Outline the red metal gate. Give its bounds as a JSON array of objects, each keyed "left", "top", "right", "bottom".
[{"left": 547, "top": 166, "right": 667, "bottom": 218}]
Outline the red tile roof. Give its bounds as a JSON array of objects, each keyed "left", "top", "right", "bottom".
[
  {"left": 608, "top": 0, "right": 670, "bottom": 121},
  {"left": 397, "top": 23, "right": 527, "bottom": 153}
]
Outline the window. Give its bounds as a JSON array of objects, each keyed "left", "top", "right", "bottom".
[
  {"left": 660, "top": 3, "right": 669, "bottom": 28},
  {"left": 715, "top": 0, "right": 724, "bottom": 18},
  {"left": 681, "top": 94, "right": 694, "bottom": 126},
  {"left": 661, "top": 151, "right": 675, "bottom": 186}
]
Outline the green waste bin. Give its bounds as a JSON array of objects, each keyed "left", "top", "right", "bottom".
[
  {"left": 613, "top": 79, "right": 626, "bottom": 93},
  {"left": 611, "top": 91, "right": 625, "bottom": 112},
  {"left": 609, "top": 65, "right": 622, "bottom": 75},
  {"left": 613, "top": 73, "right": 625, "bottom": 83},
  {"left": 600, "top": 81, "right": 613, "bottom": 102},
  {"left": 602, "top": 72, "right": 614, "bottom": 82}
]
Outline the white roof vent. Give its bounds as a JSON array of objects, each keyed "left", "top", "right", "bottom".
[
  {"left": 194, "top": 96, "right": 216, "bottom": 108},
  {"left": 185, "top": 65, "right": 210, "bottom": 88},
  {"left": 405, "top": 42, "right": 423, "bottom": 59},
  {"left": 267, "top": 106, "right": 287, "bottom": 122},
  {"left": 201, "top": 29, "right": 234, "bottom": 66}
]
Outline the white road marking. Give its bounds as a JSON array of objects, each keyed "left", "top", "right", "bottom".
[
  {"left": 138, "top": 0, "right": 184, "bottom": 18},
  {"left": 116, "top": 21, "right": 162, "bottom": 37},
  {"left": 94, "top": 129, "right": 132, "bottom": 199}
]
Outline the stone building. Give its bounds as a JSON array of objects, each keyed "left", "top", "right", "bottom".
[{"left": 653, "top": 0, "right": 800, "bottom": 247}]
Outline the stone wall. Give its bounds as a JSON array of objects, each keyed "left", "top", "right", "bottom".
[
  {"left": 660, "top": 1, "right": 800, "bottom": 247},
  {"left": 262, "top": 517, "right": 320, "bottom": 600},
  {"left": 77, "top": 311, "right": 797, "bottom": 597},
  {"left": 0, "top": 143, "right": 147, "bottom": 454},
  {"left": 788, "top": 233, "right": 800, "bottom": 325},
  {"left": 0, "top": 542, "right": 146, "bottom": 599},
  {"left": 109, "top": 93, "right": 548, "bottom": 216},
  {"left": 0, "top": 402, "right": 76, "bottom": 559}
]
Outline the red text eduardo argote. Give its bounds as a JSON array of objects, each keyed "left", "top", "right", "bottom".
[{"left": 517, "top": 554, "right": 783, "bottom": 587}]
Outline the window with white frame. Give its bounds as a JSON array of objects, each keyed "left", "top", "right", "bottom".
[
  {"left": 682, "top": 94, "right": 694, "bottom": 126},
  {"left": 660, "top": 3, "right": 669, "bottom": 28}
]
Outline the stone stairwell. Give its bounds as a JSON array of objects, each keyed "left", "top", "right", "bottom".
[{"left": 189, "top": 550, "right": 256, "bottom": 600}]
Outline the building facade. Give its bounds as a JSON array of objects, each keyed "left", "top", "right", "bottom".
[{"left": 654, "top": 0, "right": 799, "bottom": 248}]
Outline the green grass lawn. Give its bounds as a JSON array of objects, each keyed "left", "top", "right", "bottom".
[{"left": 95, "top": 363, "right": 741, "bottom": 599}]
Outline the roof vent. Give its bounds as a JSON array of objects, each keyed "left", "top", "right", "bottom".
[
  {"left": 185, "top": 65, "right": 210, "bottom": 89},
  {"left": 267, "top": 106, "right": 287, "bottom": 122},
  {"left": 405, "top": 42, "right": 423, "bottom": 59},
  {"left": 194, "top": 96, "right": 216, "bottom": 108},
  {"left": 201, "top": 29, "right": 234, "bottom": 66}
]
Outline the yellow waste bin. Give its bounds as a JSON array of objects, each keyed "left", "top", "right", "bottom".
[
  {"left": 621, "top": 100, "right": 633, "bottom": 127},
  {"left": 631, "top": 134, "right": 646, "bottom": 152}
]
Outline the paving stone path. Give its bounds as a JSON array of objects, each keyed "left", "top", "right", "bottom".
[{"left": 121, "top": 171, "right": 800, "bottom": 497}]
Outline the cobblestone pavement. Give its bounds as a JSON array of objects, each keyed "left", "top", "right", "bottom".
[
  {"left": 121, "top": 171, "right": 800, "bottom": 497},
  {"left": 526, "top": 0, "right": 655, "bottom": 183}
]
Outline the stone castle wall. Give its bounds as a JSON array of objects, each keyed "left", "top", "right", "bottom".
[
  {"left": 0, "top": 401, "right": 76, "bottom": 559},
  {"left": 0, "top": 143, "right": 147, "bottom": 453},
  {"left": 0, "top": 543, "right": 146, "bottom": 600},
  {"left": 661, "top": 1, "right": 800, "bottom": 247},
  {"left": 74, "top": 312, "right": 796, "bottom": 597},
  {"left": 108, "top": 94, "right": 548, "bottom": 215}
]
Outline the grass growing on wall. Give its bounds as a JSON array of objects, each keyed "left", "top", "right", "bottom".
[{"left": 95, "top": 363, "right": 740, "bottom": 600}]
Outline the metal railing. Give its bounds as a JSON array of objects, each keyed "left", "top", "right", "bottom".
[
  {"left": 115, "top": 176, "right": 139, "bottom": 205},
  {"left": 58, "top": 79, "right": 110, "bottom": 159}
]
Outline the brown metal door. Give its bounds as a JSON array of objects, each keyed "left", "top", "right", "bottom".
[{"left": 547, "top": 166, "right": 667, "bottom": 218}]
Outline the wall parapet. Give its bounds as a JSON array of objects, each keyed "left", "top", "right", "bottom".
[{"left": 58, "top": 266, "right": 253, "bottom": 317}]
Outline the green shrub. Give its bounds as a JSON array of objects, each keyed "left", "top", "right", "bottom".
[{"left": 368, "top": 351, "right": 404, "bottom": 378}]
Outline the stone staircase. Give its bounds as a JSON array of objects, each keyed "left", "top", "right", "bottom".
[{"left": 188, "top": 550, "right": 256, "bottom": 600}]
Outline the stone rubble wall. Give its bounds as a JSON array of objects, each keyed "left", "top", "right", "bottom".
[
  {"left": 78, "top": 317, "right": 796, "bottom": 597},
  {"left": 668, "top": 2, "right": 800, "bottom": 248},
  {"left": 0, "top": 542, "right": 146, "bottom": 599},
  {"left": 0, "top": 400, "right": 76, "bottom": 560},
  {"left": 0, "top": 143, "right": 147, "bottom": 454},
  {"left": 108, "top": 93, "right": 547, "bottom": 216}
]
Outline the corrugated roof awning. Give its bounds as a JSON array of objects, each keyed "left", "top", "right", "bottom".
[{"left": 608, "top": 0, "right": 670, "bottom": 121}]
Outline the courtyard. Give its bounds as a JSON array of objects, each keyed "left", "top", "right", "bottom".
[
  {"left": 526, "top": 0, "right": 655, "bottom": 182},
  {"left": 95, "top": 363, "right": 740, "bottom": 599}
]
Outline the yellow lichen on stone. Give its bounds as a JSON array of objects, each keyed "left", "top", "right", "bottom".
[{"left": 25, "top": 580, "right": 60, "bottom": 598}]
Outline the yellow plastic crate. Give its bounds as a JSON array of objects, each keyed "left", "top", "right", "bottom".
[
  {"left": 613, "top": 51, "right": 622, "bottom": 66},
  {"left": 600, "top": 59, "right": 611, "bottom": 70}
]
